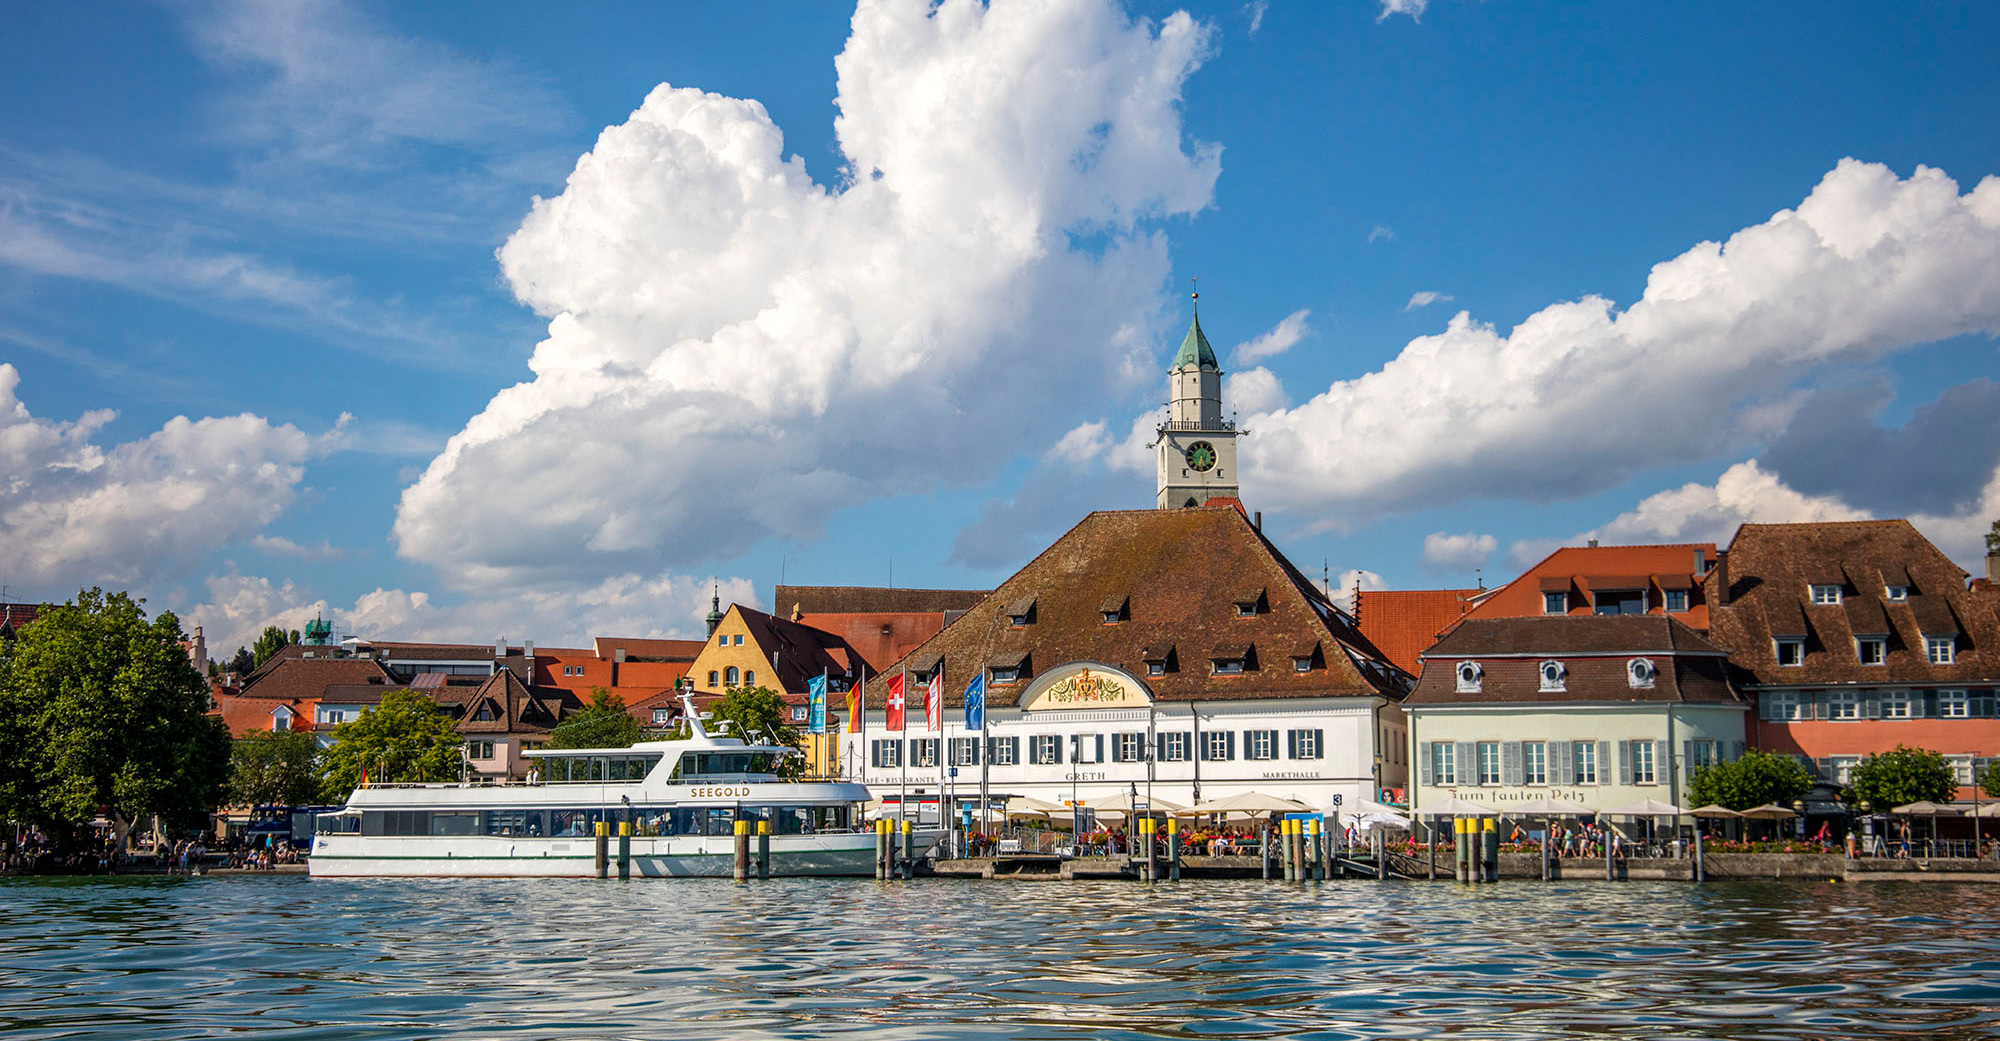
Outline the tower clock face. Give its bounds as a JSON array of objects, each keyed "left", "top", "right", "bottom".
[{"left": 1185, "top": 441, "right": 1217, "bottom": 473}]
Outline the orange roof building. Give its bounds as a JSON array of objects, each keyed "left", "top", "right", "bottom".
[
  {"left": 1353, "top": 588, "right": 1481, "bottom": 675},
  {"left": 1460, "top": 543, "right": 1717, "bottom": 629}
]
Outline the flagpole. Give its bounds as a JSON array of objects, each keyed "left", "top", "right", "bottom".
[{"left": 898, "top": 666, "right": 908, "bottom": 838}]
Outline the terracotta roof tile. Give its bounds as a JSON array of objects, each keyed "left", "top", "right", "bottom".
[
  {"left": 1465, "top": 543, "right": 1717, "bottom": 628},
  {"left": 874, "top": 507, "right": 1407, "bottom": 707},
  {"left": 773, "top": 585, "right": 989, "bottom": 615},
  {"left": 1353, "top": 588, "right": 1480, "bottom": 674},
  {"left": 239, "top": 657, "right": 396, "bottom": 701}
]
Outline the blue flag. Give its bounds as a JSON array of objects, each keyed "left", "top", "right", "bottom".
[
  {"left": 963, "top": 671, "right": 985, "bottom": 732},
  {"left": 807, "top": 673, "right": 827, "bottom": 735}
]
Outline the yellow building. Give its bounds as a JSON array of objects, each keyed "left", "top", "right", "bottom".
[{"left": 686, "top": 601, "right": 864, "bottom": 778}]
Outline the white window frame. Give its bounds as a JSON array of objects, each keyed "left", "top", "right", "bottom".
[
  {"left": 1543, "top": 592, "right": 1567, "bottom": 615},
  {"left": 1881, "top": 690, "right": 1912, "bottom": 719},
  {"left": 912, "top": 739, "right": 939, "bottom": 768},
  {"left": 1572, "top": 741, "right": 1597, "bottom": 785},
  {"left": 986, "top": 737, "right": 1019, "bottom": 767},
  {"left": 1664, "top": 589, "right": 1690, "bottom": 612},
  {"left": 1523, "top": 741, "right": 1547, "bottom": 785},
  {"left": 1926, "top": 636, "right": 1956, "bottom": 665},
  {"left": 1201, "top": 730, "right": 1234, "bottom": 762},
  {"left": 1775, "top": 639, "right": 1805, "bottom": 667},
  {"left": 1687, "top": 740, "right": 1715, "bottom": 771},
  {"left": 1539, "top": 660, "right": 1567, "bottom": 692},
  {"left": 1158, "top": 732, "right": 1190, "bottom": 762},
  {"left": 1810, "top": 584, "right": 1843, "bottom": 605},
  {"left": 1112, "top": 733, "right": 1147, "bottom": 763},
  {"left": 1030, "top": 734, "right": 1062, "bottom": 765},
  {"left": 1477, "top": 741, "right": 1501, "bottom": 785},
  {"left": 1829, "top": 690, "right": 1861, "bottom": 720},
  {"left": 1766, "top": 690, "right": 1805, "bottom": 721},
  {"left": 1856, "top": 637, "right": 1886, "bottom": 666},
  {"left": 950, "top": 737, "right": 981, "bottom": 766},
  {"left": 1631, "top": 740, "right": 1656, "bottom": 784},
  {"left": 1433, "top": 742, "right": 1456, "bottom": 786},
  {"left": 1455, "top": 661, "right": 1483, "bottom": 694},
  {"left": 1288, "top": 729, "right": 1322, "bottom": 760},
  {"left": 1885, "top": 585, "right": 1909, "bottom": 601},
  {"left": 1246, "top": 730, "right": 1278, "bottom": 761},
  {"left": 1628, "top": 658, "right": 1657, "bottom": 689},
  {"left": 871, "top": 739, "right": 902, "bottom": 768},
  {"left": 1938, "top": 689, "right": 1970, "bottom": 718}
]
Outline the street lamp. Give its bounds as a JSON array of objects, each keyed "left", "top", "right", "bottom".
[
  {"left": 1857, "top": 799, "right": 1873, "bottom": 857},
  {"left": 1791, "top": 797, "right": 1808, "bottom": 842}
]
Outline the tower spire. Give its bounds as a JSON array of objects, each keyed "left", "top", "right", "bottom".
[{"left": 704, "top": 582, "right": 724, "bottom": 637}]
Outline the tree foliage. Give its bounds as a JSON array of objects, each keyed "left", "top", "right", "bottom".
[
  {"left": 317, "top": 689, "right": 463, "bottom": 801},
  {"left": 251, "top": 626, "right": 297, "bottom": 668},
  {"left": 1847, "top": 745, "right": 1958, "bottom": 808},
  {"left": 1982, "top": 760, "right": 2000, "bottom": 801},
  {"left": 0, "top": 589, "right": 232, "bottom": 850},
  {"left": 548, "top": 687, "right": 641, "bottom": 750},
  {"left": 229, "top": 729, "right": 321, "bottom": 806},
  {"left": 227, "top": 647, "right": 256, "bottom": 676},
  {"left": 1686, "top": 750, "right": 1813, "bottom": 810}
]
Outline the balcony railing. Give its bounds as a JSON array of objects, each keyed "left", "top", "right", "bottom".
[{"left": 1158, "top": 418, "right": 1235, "bottom": 432}]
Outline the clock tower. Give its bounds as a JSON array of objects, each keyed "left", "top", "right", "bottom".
[{"left": 1154, "top": 292, "right": 1240, "bottom": 508}]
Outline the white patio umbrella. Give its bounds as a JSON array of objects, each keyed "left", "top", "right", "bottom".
[
  {"left": 1602, "top": 798, "right": 1688, "bottom": 817},
  {"left": 1736, "top": 803, "right": 1797, "bottom": 820},
  {"left": 1004, "top": 796, "right": 1069, "bottom": 818},
  {"left": 1093, "top": 791, "right": 1190, "bottom": 814},
  {"left": 1689, "top": 804, "right": 1743, "bottom": 818},
  {"left": 1425, "top": 796, "right": 1500, "bottom": 817},
  {"left": 1190, "top": 792, "right": 1310, "bottom": 816},
  {"left": 1512, "top": 796, "right": 1591, "bottom": 815}
]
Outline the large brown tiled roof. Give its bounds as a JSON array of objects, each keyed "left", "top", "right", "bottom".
[
  {"left": 1354, "top": 588, "right": 1480, "bottom": 674},
  {"left": 732, "top": 607, "right": 867, "bottom": 692},
  {"left": 774, "top": 585, "right": 989, "bottom": 616},
  {"left": 0, "top": 603, "right": 41, "bottom": 631},
  {"left": 239, "top": 656, "right": 397, "bottom": 701},
  {"left": 360, "top": 641, "right": 502, "bottom": 661},
  {"left": 873, "top": 507, "right": 1407, "bottom": 707},
  {"left": 1706, "top": 520, "right": 2000, "bottom": 686},
  {"left": 435, "top": 670, "right": 581, "bottom": 734},
  {"left": 1462, "top": 543, "right": 1717, "bottom": 628},
  {"left": 1407, "top": 615, "right": 1738, "bottom": 705},
  {"left": 591, "top": 637, "right": 705, "bottom": 661},
  {"left": 793, "top": 611, "right": 951, "bottom": 675}
]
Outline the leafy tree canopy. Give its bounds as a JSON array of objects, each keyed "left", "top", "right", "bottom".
[
  {"left": 229, "top": 729, "right": 322, "bottom": 807},
  {"left": 548, "top": 688, "right": 641, "bottom": 750},
  {"left": 251, "top": 626, "right": 298, "bottom": 668},
  {"left": 1687, "top": 750, "right": 1814, "bottom": 810},
  {"left": 0, "top": 589, "right": 231, "bottom": 849},
  {"left": 1986, "top": 516, "right": 1999, "bottom": 553},
  {"left": 317, "top": 689, "right": 463, "bottom": 801},
  {"left": 227, "top": 647, "right": 256, "bottom": 676},
  {"left": 1847, "top": 745, "right": 1958, "bottom": 809},
  {"left": 1982, "top": 760, "right": 2000, "bottom": 801}
]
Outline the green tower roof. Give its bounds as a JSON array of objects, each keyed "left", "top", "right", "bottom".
[{"left": 1172, "top": 309, "right": 1218, "bottom": 371}]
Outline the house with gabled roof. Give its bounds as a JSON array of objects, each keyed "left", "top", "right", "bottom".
[
  {"left": 688, "top": 603, "right": 870, "bottom": 777},
  {"left": 844, "top": 505, "right": 1412, "bottom": 814},
  {"left": 1706, "top": 519, "right": 2000, "bottom": 800}
]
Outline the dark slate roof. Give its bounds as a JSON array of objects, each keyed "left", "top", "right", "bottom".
[
  {"left": 1407, "top": 615, "right": 1739, "bottom": 706},
  {"left": 873, "top": 507, "right": 1408, "bottom": 707},
  {"left": 1707, "top": 520, "right": 2000, "bottom": 686},
  {"left": 732, "top": 606, "right": 867, "bottom": 692},
  {"left": 435, "top": 670, "right": 581, "bottom": 734},
  {"left": 773, "top": 585, "right": 989, "bottom": 616}
]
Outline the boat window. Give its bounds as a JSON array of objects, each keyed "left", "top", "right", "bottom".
[
  {"left": 430, "top": 812, "right": 479, "bottom": 836},
  {"left": 483, "top": 810, "right": 544, "bottom": 837},
  {"left": 543, "top": 754, "right": 662, "bottom": 783},
  {"left": 670, "top": 752, "right": 783, "bottom": 782},
  {"left": 316, "top": 815, "right": 361, "bottom": 835},
  {"left": 360, "top": 810, "right": 431, "bottom": 836}
]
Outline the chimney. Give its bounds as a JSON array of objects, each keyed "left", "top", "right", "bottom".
[
  {"left": 1587, "top": 538, "right": 1599, "bottom": 548},
  {"left": 524, "top": 640, "right": 534, "bottom": 659},
  {"left": 1713, "top": 550, "right": 1730, "bottom": 606},
  {"left": 1694, "top": 548, "right": 1707, "bottom": 576},
  {"left": 1253, "top": 511, "right": 1262, "bottom": 532},
  {"left": 495, "top": 638, "right": 506, "bottom": 659},
  {"left": 1988, "top": 546, "right": 1999, "bottom": 585}
]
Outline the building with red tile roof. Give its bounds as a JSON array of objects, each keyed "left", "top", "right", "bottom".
[
  {"left": 1461, "top": 543, "right": 1718, "bottom": 628},
  {"left": 1353, "top": 588, "right": 1481, "bottom": 674},
  {"left": 1706, "top": 520, "right": 2000, "bottom": 800}
]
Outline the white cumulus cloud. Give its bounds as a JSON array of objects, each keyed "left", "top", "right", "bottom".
[
  {"left": 0, "top": 364, "right": 313, "bottom": 591},
  {"left": 1422, "top": 530, "right": 1497, "bottom": 570},
  {"left": 1335, "top": 568, "right": 1387, "bottom": 612},
  {"left": 1243, "top": 160, "right": 2000, "bottom": 525},
  {"left": 394, "top": 0, "right": 1221, "bottom": 590},
  {"left": 1378, "top": 0, "right": 1428, "bottom": 23},
  {"left": 1231, "top": 308, "right": 1311, "bottom": 363},
  {"left": 1403, "top": 290, "right": 1453, "bottom": 310}
]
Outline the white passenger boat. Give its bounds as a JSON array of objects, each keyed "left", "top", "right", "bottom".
[{"left": 310, "top": 700, "right": 940, "bottom": 878}]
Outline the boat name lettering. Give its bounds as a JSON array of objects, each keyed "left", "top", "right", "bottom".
[{"left": 688, "top": 786, "right": 752, "bottom": 798}]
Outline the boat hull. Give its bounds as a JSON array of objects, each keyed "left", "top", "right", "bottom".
[{"left": 308, "top": 831, "right": 941, "bottom": 879}]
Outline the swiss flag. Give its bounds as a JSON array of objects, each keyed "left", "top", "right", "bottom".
[
  {"left": 885, "top": 674, "right": 906, "bottom": 732},
  {"left": 925, "top": 673, "right": 943, "bottom": 732}
]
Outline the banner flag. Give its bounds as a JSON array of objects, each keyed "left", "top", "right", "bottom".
[
  {"left": 925, "top": 672, "right": 943, "bottom": 732},
  {"left": 846, "top": 670, "right": 865, "bottom": 735},
  {"left": 964, "top": 671, "right": 985, "bottom": 732},
  {"left": 885, "top": 673, "right": 906, "bottom": 732},
  {"left": 807, "top": 673, "right": 827, "bottom": 735}
]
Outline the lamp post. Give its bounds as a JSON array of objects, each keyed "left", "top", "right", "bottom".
[
  {"left": 1791, "top": 797, "right": 1808, "bottom": 843},
  {"left": 1858, "top": 799, "right": 1874, "bottom": 858}
]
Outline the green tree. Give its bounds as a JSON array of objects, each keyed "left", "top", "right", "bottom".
[
  {"left": 1687, "top": 749, "right": 1814, "bottom": 810},
  {"left": 548, "top": 687, "right": 642, "bottom": 750},
  {"left": 229, "top": 729, "right": 321, "bottom": 806},
  {"left": 226, "top": 646, "right": 256, "bottom": 676},
  {"left": 0, "top": 589, "right": 232, "bottom": 857},
  {"left": 1981, "top": 760, "right": 2000, "bottom": 800},
  {"left": 317, "top": 689, "right": 462, "bottom": 801},
  {"left": 1986, "top": 517, "right": 1999, "bottom": 553},
  {"left": 1847, "top": 745, "right": 1958, "bottom": 808},
  {"left": 250, "top": 626, "right": 297, "bottom": 668}
]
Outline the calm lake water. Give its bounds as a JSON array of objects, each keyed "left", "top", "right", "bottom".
[{"left": 2, "top": 875, "right": 1996, "bottom": 1040}]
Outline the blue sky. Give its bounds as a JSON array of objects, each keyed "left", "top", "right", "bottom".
[{"left": 3, "top": 0, "right": 1997, "bottom": 656}]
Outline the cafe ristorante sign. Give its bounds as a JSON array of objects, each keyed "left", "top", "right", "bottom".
[{"left": 1021, "top": 662, "right": 1152, "bottom": 711}]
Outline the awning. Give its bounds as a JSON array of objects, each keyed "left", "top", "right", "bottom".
[
  {"left": 1538, "top": 577, "right": 1573, "bottom": 592},
  {"left": 1425, "top": 796, "right": 1500, "bottom": 817},
  {"left": 1588, "top": 575, "right": 1650, "bottom": 591},
  {"left": 1602, "top": 798, "right": 1687, "bottom": 816},
  {"left": 1653, "top": 573, "right": 1694, "bottom": 590}
]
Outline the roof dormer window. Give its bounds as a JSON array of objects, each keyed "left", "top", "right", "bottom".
[
  {"left": 1005, "top": 598, "right": 1036, "bottom": 627},
  {"left": 1455, "top": 661, "right": 1483, "bottom": 694},
  {"left": 1099, "top": 594, "right": 1129, "bottom": 624},
  {"left": 1211, "top": 644, "right": 1254, "bottom": 675},
  {"left": 1538, "top": 660, "right": 1567, "bottom": 692},
  {"left": 1885, "top": 585, "right": 1909, "bottom": 601},
  {"left": 1627, "top": 658, "right": 1657, "bottom": 689},
  {"left": 1775, "top": 638, "right": 1804, "bottom": 666},
  {"left": 1926, "top": 635, "right": 1956, "bottom": 665},
  {"left": 1856, "top": 636, "right": 1886, "bottom": 665},
  {"left": 1232, "top": 589, "right": 1265, "bottom": 617},
  {"left": 1810, "top": 584, "right": 1842, "bottom": 605}
]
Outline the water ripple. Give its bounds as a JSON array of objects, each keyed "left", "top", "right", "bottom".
[{"left": 1, "top": 876, "right": 1997, "bottom": 1039}]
